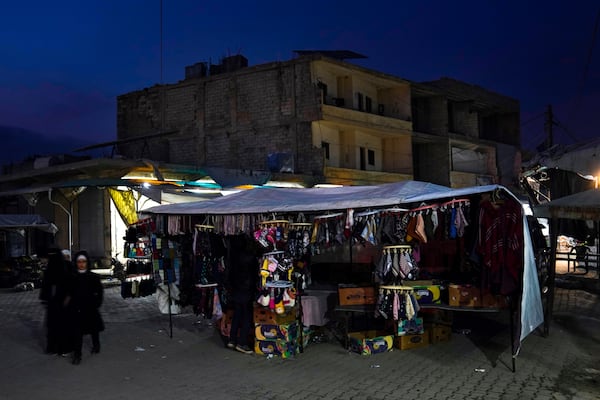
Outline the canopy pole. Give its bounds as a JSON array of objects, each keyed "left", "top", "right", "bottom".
[
  {"left": 48, "top": 189, "right": 72, "bottom": 255},
  {"left": 545, "top": 218, "right": 559, "bottom": 336}
]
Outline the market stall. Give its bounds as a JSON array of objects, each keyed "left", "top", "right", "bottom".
[
  {"left": 142, "top": 181, "right": 544, "bottom": 369},
  {"left": 533, "top": 188, "right": 600, "bottom": 334}
]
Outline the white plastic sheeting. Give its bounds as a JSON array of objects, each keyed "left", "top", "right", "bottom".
[{"left": 144, "top": 181, "right": 505, "bottom": 215}]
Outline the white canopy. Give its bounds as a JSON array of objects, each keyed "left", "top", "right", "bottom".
[
  {"left": 533, "top": 188, "right": 600, "bottom": 220},
  {"left": 145, "top": 181, "right": 507, "bottom": 215}
]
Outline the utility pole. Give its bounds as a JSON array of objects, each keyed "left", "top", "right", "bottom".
[{"left": 545, "top": 104, "right": 554, "bottom": 148}]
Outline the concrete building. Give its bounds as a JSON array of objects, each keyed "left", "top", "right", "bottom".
[
  {"left": 117, "top": 52, "right": 520, "bottom": 188},
  {"left": 412, "top": 78, "right": 520, "bottom": 188},
  {"left": 117, "top": 52, "right": 414, "bottom": 186}
]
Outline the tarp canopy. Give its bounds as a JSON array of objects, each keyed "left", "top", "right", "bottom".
[
  {"left": 533, "top": 189, "right": 600, "bottom": 220},
  {"left": 145, "top": 180, "right": 544, "bottom": 348},
  {"left": 144, "top": 181, "right": 507, "bottom": 215},
  {"left": 0, "top": 214, "right": 58, "bottom": 234}
]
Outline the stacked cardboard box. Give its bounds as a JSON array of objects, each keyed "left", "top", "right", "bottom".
[{"left": 253, "top": 306, "right": 299, "bottom": 358}]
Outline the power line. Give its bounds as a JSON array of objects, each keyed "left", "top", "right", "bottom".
[{"left": 520, "top": 112, "right": 545, "bottom": 127}]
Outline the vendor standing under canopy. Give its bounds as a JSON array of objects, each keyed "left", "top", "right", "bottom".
[{"left": 226, "top": 235, "right": 259, "bottom": 355}]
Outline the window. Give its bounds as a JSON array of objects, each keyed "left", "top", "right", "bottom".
[
  {"left": 321, "top": 141, "right": 330, "bottom": 160},
  {"left": 368, "top": 149, "right": 375, "bottom": 166},
  {"left": 357, "top": 93, "right": 364, "bottom": 111},
  {"left": 359, "top": 147, "right": 366, "bottom": 170},
  {"left": 365, "top": 96, "right": 372, "bottom": 113}
]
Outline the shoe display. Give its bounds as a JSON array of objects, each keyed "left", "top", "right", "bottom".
[{"left": 235, "top": 345, "right": 253, "bottom": 355}]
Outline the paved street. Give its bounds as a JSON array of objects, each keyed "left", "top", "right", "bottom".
[{"left": 0, "top": 286, "right": 598, "bottom": 400}]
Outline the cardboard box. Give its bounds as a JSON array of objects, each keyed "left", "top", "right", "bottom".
[
  {"left": 338, "top": 286, "right": 377, "bottom": 306},
  {"left": 394, "top": 331, "right": 429, "bottom": 350},
  {"left": 429, "top": 324, "right": 452, "bottom": 344},
  {"left": 254, "top": 339, "right": 298, "bottom": 358},
  {"left": 448, "top": 285, "right": 481, "bottom": 307},
  {"left": 413, "top": 285, "right": 442, "bottom": 304},
  {"left": 348, "top": 331, "right": 394, "bottom": 355},
  {"left": 253, "top": 305, "right": 297, "bottom": 325},
  {"left": 255, "top": 323, "right": 298, "bottom": 341}
]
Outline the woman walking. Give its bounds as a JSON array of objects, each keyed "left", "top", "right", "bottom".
[
  {"left": 66, "top": 251, "right": 104, "bottom": 365},
  {"left": 39, "top": 248, "right": 71, "bottom": 355}
]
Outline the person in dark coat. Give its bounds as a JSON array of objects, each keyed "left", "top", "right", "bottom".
[
  {"left": 65, "top": 251, "right": 104, "bottom": 365},
  {"left": 227, "top": 235, "right": 259, "bottom": 354},
  {"left": 39, "top": 248, "right": 72, "bottom": 355}
]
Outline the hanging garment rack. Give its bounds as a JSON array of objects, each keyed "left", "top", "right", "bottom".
[
  {"left": 409, "top": 203, "right": 439, "bottom": 214},
  {"left": 195, "top": 283, "right": 218, "bottom": 288},
  {"left": 440, "top": 198, "right": 470, "bottom": 209},
  {"left": 259, "top": 219, "right": 289, "bottom": 227},
  {"left": 265, "top": 280, "right": 294, "bottom": 289},
  {"left": 263, "top": 250, "right": 285, "bottom": 257},
  {"left": 354, "top": 209, "right": 380, "bottom": 218},
  {"left": 381, "top": 207, "right": 409, "bottom": 214},
  {"left": 314, "top": 212, "right": 344, "bottom": 220},
  {"left": 379, "top": 285, "right": 415, "bottom": 291},
  {"left": 195, "top": 224, "right": 215, "bottom": 232},
  {"left": 382, "top": 245, "right": 412, "bottom": 251}
]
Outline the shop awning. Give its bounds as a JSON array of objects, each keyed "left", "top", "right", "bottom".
[
  {"left": 533, "top": 189, "right": 600, "bottom": 220},
  {"left": 144, "top": 181, "right": 509, "bottom": 215},
  {"left": 0, "top": 214, "right": 58, "bottom": 234}
]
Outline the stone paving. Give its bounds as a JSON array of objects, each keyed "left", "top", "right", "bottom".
[{"left": 0, "top": 286, "right": 598, "bottom": 400}]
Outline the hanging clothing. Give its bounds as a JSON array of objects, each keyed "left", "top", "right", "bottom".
[{"left": 477, "top": 199, "right": 523, "bottom": 295}]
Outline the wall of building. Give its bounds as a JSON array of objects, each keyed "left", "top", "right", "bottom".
[
  {"left": 412, "top": 96, "right": 448, "bottom": 136},
  {"left": 448, "top": 101, "right": 478, "bottom": 137},
  {"left": 382, "top": 135, "right": 413, "bottom": 174},
  {"left": 480, "top": 112, "right": 520, "bottom": 146},
  {"left": 353, "top": 130, "right": 383, "bottom": 171},
  {"left": 118, "top": 59, "right": 325, "bottom": 177},
  {"left": 412, "top": 141, "right": 450, "bottom": 187},
  {"left": 378, "top": 86, "right": 411, "bottom": 120}
]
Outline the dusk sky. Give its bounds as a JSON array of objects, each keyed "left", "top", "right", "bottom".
[{"left": 1, "top": 0, "right": 598, "bottom": 158}]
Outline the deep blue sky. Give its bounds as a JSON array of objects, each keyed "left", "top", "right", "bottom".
[{"left": 0, "top": 0, "right": 598, "bottom": 154}]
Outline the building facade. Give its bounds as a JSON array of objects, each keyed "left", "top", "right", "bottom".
[
  {"left": 412, "top": 78, "right": 520, "bottom": 188},
  {"left": 117, "top": 54, "right": 520, "bottom": 188}
]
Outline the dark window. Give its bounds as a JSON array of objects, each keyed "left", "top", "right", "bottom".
[
  {"left": 447, "top": 101, "right": 455, "bottom": 133},
  {"left": 359, "top": 147, "right": 366, "bottom": 170},
  {"left": 366, "top": 96, "right": 372, "bottom": 113},
  {"left": 357, "top": 93, "right": 364, "bottom": 111},
  {"left": 321, "top": 141, "right": 330, "bottom": 160},
  {"left": 368, "top": 149, "right": 375, "bottom": 166}
]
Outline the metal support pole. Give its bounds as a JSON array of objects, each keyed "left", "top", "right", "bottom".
[
  {"left": 509, "top": 297, "right": 516, "bottom": 373},
  {"left": 48, "top": 189, "right": 72, "bottom": 255},
  {"left": 545, "top": 218, "right": 559, "bottom": 336},
  {"left": 167, "top": 281, "right": 173, "bottom": 339}
]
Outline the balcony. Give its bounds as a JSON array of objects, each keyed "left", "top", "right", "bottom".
[{"left": 321, "top": 104, "right": 412, "bottom": 133}]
